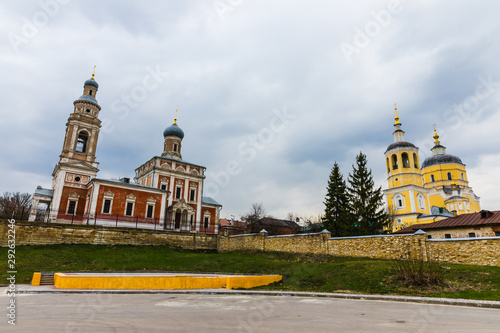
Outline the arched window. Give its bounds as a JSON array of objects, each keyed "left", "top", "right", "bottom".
[
  {"left": 392, "top": 154, "right": 398, "bottom": 170},
  {"left": 461, "top": 173, "right": 464, "bottom": 180},
  {"left": 447, "top": 172, "right": 452, "bottom": 180},
  {"left": 76, "top": 131, "right": 89, "bottom": 153},
  {"left": 393, "top": 193, "right": 405, "bottom": 210},
  {"left": 417, "top": 193, "right": 426, "bottom": 210},
  {"left": 413, "top": 153, "right": 419, "bottom": 169},
  {"left": 386, "top": 158, "right": 390, "bottom": 173},
  {"left": 402, "top": 153, "right": 410, "bottom": 168},
  {"left": 431, "top": 174, "right": 435, "bottom": 182}
]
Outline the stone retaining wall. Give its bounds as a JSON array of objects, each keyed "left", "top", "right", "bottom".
[
  {"left": 4, "top": 221, "right": 499, "bottom": 266},
  {"left": 218, "top": 230, "right": 500, "bottom": 266},
  {"left": 0, "top": 221, "right": 217, "bottom": 250}
]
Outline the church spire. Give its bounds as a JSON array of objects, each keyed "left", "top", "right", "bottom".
[
  {"left": 431, "top": 126, "right": 446, "bottom": 156},
  {"left": 394, "top": 103, "right": 401, "bottom": 126},
  {"left": 433, "top": 125, "right": 440, "bottom": 145},
  {"left": 393, "top": 103, "right": 405, "bottom": 143}
]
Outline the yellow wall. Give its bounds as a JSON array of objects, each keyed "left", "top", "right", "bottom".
[
  {"left": 422, "top": 163, "right": 468, "bottom": 188},
  {"left": 53, "top": 273, "right": 282, "bottom": 290}
]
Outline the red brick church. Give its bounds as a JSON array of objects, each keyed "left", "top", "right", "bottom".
[{"left": 28, "top": 72, "right": 221, "bottom": 233}]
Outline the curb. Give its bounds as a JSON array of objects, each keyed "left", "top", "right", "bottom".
[{"left": 12, "top": 286, "right": 500, "bottom": 309}]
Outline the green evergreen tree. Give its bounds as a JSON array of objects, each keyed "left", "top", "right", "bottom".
[
  {"left": 322, "top": 162, "right": 353, "bottom": 236},
  {"left": 348, "top": 152, "right": 389, "bottom": 235}
]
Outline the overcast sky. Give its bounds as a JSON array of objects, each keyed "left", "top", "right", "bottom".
[{"left": 1, "top": 0, "right": 499, "bottom": 220}]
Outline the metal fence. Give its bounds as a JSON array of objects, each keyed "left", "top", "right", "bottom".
[{"left": 29, "top": 213, "right": 215, "bottom": 234}]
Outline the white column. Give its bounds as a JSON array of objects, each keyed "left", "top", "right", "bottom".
[
  {"left": 89, "top": 183, "right": 100, "bottom": 219},
  {"left": 409, "top": 189, "right": 416, "bottom": 212}
]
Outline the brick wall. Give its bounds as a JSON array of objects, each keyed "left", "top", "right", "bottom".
[
  {"left": 218, "top": 231, "right": 500, "bottom": 267},
  {"left": 0, "top": 221, "right": 216, "bottom": 250}
]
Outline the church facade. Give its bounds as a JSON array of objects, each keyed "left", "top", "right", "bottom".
[
  {"left": 28, "top": 73, "right": 221, "bottom": 233},
  {"left": 384, "top": 105, "right": 481, "bottom": 232}
]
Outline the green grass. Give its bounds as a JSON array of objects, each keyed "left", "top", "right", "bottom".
[{"left": 2, "top": 244, "right": 499, "bottom": 301}]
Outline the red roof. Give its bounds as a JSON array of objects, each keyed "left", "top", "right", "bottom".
[
  {"left": 393, "top": 210, "right": 500, "bottom": 234},
  {"left": 219, "top": 218, "right": 247, "bottom": 229}
]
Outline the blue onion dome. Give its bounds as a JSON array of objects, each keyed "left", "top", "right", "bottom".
[
  {"left": 163, "top": 123, "right": 184, "bottom": 139},
  {"left": 84, "top": 78, "right": 99, "bottom": 89},
  {"left": 75, "top": 95, "right": 98, "bottom": 104},
  {"left": 421, "top": 154, "right": 464, "bottom": 168}
]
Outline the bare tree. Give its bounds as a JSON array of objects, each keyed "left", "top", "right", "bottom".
[
  {"left": 0, "top": 192, "right": 32, "bottom": 220},
  {"left": 241, "top": 202, "right": 266, "bottom": 232}
]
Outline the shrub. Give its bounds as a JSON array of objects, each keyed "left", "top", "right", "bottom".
[{"left": 392, "top": 257, "right": 445, "bottom": 287}]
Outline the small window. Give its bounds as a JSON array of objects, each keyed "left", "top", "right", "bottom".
[
  {"left": 74, "top": 176, "right": 81, "bottom": 182},
  {"left": 85, "top": 109, "right": 91, "bottom": 113},
  {"left": 161, "top": 184, "right": 167, "bottom": 190},
  {"left": 461, "top": 173, "right": 464, "bottom": 180},
  {"left": 190, "top": 215, "right": 194, "bottom": 225},
  {"left": 146, "top": 205, "right": 154, "bottom": 218},
  {"left": 495, "top": 231, "right": 500, "bottom": 237},
  {"left": 413, "top": 153, "right": 419, "bottom": 169},
  {"left": 190, "top": 189, "right": 196, "bottom": 201},
  {"left": 468, "top": 232, "right": 476, "bottom": 238},
  {"left": 393, "top": 194, "right": 405, "bottom": 209},
  {"left": 444, "top": 234, "right": 451, "bottom": 239},
  {"left": 103, "top": 199, "right": 111, "bottom": 214},
  {"left": 76, "top": 132, "right": 89, "bottom": 153},
  {"left": 89, "top": 89, "right": 93, "bottom": 96},
  {"left": 125, "top": 202, "right": 134, "bottom": 216},
  {"left": 175, "top": 187, "right": 182, "bottom": 199},
  {"left": 447, "top": 172, "right": 452, "bottom": 180},
  {"left": 386, "top": 158, "right": 390, "bottom": 173},
  {"left": 417, "top": 194, "right": 426, "bottom": 210},
  {"left": 204, "top": 217, "right": 209, "bottom": 229},
  {"left": 427, "top": 235, "right": 432, "bottom": 239},
  {"left": 67, "top": 201, "right": 76, "bottom": 215},
  {"left": 431, "top": 175, "right": 435, "bottom": 182},
  {"left": 173, "top": 143, "right": 178, "bottom": 152}
]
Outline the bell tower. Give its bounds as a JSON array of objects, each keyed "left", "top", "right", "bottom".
[
  {"left": 59, "top": 68, "right": 101, "bottom": 164},
  {"left": 49, "top": 69, "right": 102, "bottom": 220},
  {"left": 383, "top": 104, "right": 429, "bottom": 231},
  {"left": 384, "top": 104, "right": 423, "bottom": 189},
  {"left": 162, "top": 109, "right": 184, "bottom": 160}
]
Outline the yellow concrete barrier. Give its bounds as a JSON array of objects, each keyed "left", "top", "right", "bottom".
[
  {"left": 31, "top": 272, "right": 41, "bottom": 286},
  {"left": 226, "top": 275, "right": 282, "bottom": 289},
  {"left": 53, "top": 273, "right": 282, "bottom": 290}
]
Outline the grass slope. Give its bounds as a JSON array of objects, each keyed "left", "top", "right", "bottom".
[{"left": 2, "top": 244, "right": 499, "bottom": 300}]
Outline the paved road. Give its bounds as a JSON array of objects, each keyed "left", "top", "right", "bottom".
[{"left": 1, "top": 292, "right": 499, "bottom": 332}]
